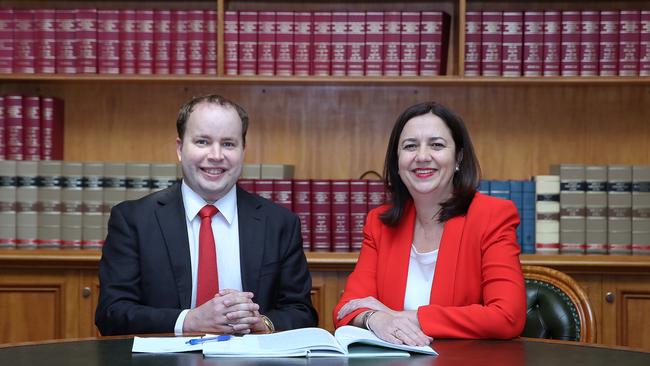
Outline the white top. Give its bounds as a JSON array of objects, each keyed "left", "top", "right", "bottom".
[
  {"left": 174, "top": 182, "right": 242, "bottom": 334},
  {"left": 403, "top": 245, "right": 439, "bottom": 311}
]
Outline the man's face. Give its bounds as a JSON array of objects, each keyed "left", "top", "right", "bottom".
[{"left": 176, "top": 102, "right": 245, "bottom": 202}]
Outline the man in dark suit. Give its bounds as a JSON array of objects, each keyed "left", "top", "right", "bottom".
[{"left": 95, "top": 95, "right": 318, "bottom": 336}]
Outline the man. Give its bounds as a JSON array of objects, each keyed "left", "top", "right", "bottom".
[{"left": 95, "top": 94, "right": 318, "bottom": 335}]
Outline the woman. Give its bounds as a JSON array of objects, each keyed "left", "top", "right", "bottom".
[{"left": 334, "top": 102, "right": 526, "bottom": 346}]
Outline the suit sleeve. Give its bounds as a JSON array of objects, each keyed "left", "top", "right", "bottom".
[
  {"left": 417, "top": 200, "right": 526, "bottom": 339},
  {"left": 95, "top": 204, "right": 182, "bottom": 335}
]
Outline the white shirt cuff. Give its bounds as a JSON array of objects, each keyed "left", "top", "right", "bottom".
[{"left": 174, "top": 309, "right": 190, "bottom": 335}]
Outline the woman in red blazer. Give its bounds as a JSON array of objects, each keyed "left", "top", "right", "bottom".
[{"left": 334, "top": 102, "right": 526, "bottom": 346}]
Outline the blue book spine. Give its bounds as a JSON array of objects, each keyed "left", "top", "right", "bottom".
[
  {"left": 521, "top": 180, "right": 536, "bottom": 254},
  {"left": 510, "top": 181, "right": 524, "bottom": 245},
  {"left": 478, "top": 180, "right": 491, "bottom": 195},
  {"left": 490, "top": 180, "right": 511, "bottom": 200}
]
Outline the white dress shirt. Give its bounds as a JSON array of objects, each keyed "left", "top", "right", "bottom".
[
  {"left": 403, "top": 245, "right": 438, "bottom": 311},
  {"left": 174, "top": 182, "right": 243, "bottom": 334}
]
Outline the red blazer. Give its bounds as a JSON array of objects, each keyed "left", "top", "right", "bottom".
[{"left": 334, "top": 193, "right": 526, "bottom": 339}]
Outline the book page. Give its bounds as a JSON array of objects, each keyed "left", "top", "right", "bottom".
[{"left": 334, "top": 326, "right": 438, "bottom": 356}]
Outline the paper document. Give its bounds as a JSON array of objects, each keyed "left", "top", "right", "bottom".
[{"left": 132, "top": 336, "right": 204, "bottom": 353}]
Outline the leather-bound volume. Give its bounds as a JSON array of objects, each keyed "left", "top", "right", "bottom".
[
  {"left": 599, "top": 10, "right": 619, "bottom": 76},
  {"left": 560, "top": 11, "right": 580, "bottom": 76},
  {"left": 607, "top": 165, "right": 632, "bottom": 255},
  {"left": 98, "top": 10, "right": 120, "bottom": 74},
  {"left": 400, "top": 11, "right": 420, "bottom": 76},
  {"left": 551, "top": 164, "right": 586, "bottom": 255},
  {"left": 311, "top": 179, "right": 332, "bottom": 252},
  {"left": 238, "top": 11, "right": 258, "bottom": 76},
  {"left": 535, "top": 175, "right": 560, "bottom": 255},
  {"left": 16, "top": 161, "right": 39, "bottom": 249},
  {"left": 383, "top": 11, "right": 401, "bottom": 76},
  {"left": 364, "top": 11, "right": 383, "bottom": 76},
  {"left": 0, "top": 160, "right": 16, "bottom": 248},
  {"left": 420, "top": 11, "right": 450, "bottom": 76},
  {"left": 579, "top": 11, "right": 599, "bottom": 77},
  {"left": 171, "top": 10, "right": 188, "bottom": 75},
  {"left": 273, "top": 179, "right": 293, "bottom": 211},
  {"left": 464, "top": 11, "right": 481, "bottom": 76},
  {"left": 349, "top": 179, "right": 368, "bottom": 252},
  {"left": 331, "top": 180, "right": 350, "bottom": 252},
  {"left": 312, "top": 11, "right": 331, "bottom": 76},
  {"left": 330, "top": 12, "right": 347, "bottom": 77},
  {"left": 119, "top": 9, "right": 137, "bottom": 74},
  {"left": 56, "top": 9, "right": 78, "bottom": 74},
  {"left": 641, "top": 11, "right": 650, "bottom": 76},
  {"left": 61, "top": 162, "right": 83, "bottom": 249},
  {"left": 5, "top": 95, "right": 23, "bottom": 161},
  {"left": 542, "top": 11, "right": 561, "bottom": 76},
  {"left": 502, "top": 11, "right": 523, "bottom": 77},
  {"left": 619, "top": 10, "right": 640, "bottom": 76},
  {"left": 37, "top": 161, "right": 62, "bottom": 249},
  {"left": 40, "top": 97, "right": 64, "bottom": 160},
  {"left": 136, "top": 9, "right": 155, "bottom": 75},
  {"left": 22, "top": 96, "right": 40, "bottom": 161},
  {"left": 585, "top": 166, "right": 608, "bottom": 255},
  {"left": 346, "top": 11, "right": 365, "bottom": 77},
  {"left": 35, "top": 9, "right": 56, "bottom": 74},
  {"left": 76, "top": 8, "right": 97, "bottom": 74},
  {"left": 0, "top": 96, "right": 4, "bottom": 159},
  {"left": 275, "top": 11, "right": 294, "bottom": 76},
  {"left": 367, "top": 180, "right": 386, "bottom": 211},
  {"left": 153, "top": 9, "right": 171, "bottom": 75},
  {"left": 0, "top": 9, "right": 13, "bottom": 73},
  {"left": 204, "top": 10, "right": 217, "bottom": 75},
  {"left": 481, "top": 11, "right": 502, "bottom": 76},
  {"left": 294, "top": 11, "right": 312, "bottom": 76},
  {"left": 257, "top": 11, "right": 276, "bottom": 76},
  {"left": 523, "top": 11, "right": 543, "bottom": 77},
  {"left": 186, "top": 10, "right": 205, "bottom": 75},
  {"left": 13, "top": 9, "right": 35, "bottom": 73},
  {"left": 224, "top": 11, "right": 239, "bottom": 76},
  {"left": 293, "top": 179, "right": 311, "bottom": 251},
  {"left": 254, "top": 179, "right": 273, "bottom": 201},
  {"left": 632, "top": 166, "right": 650, "bottom": 255},
  {"left": 125, "top": 163, "right": 151, "bottom": 201},
  {"left": 82, "top": 162, "right": 104, "bottom": 249}
]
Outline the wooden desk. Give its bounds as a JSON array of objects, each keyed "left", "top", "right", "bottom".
[{"left": 1, "top": 337, "right": 650, "bottom": 366}]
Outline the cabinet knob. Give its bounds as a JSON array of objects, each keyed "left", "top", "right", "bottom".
[
  {"left": 605, "top": 292, "right": 615, "bottom": 303},
  {"left": 82, "top": 287, "right": 92, "bottom": 298}
]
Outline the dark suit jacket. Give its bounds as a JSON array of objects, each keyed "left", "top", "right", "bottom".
[{"left": 95, "top": 183, "right": 318, "bottom": 335}]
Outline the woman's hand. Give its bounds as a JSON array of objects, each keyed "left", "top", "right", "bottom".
[
  {"left": 367, "top": 310, "right": 432, "bottom": 347},
  {"left": 337, "top": 296, "right": 394, "bottom": 320}
]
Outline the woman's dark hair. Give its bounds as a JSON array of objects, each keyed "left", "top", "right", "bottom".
[
  {"left": 176, "top": 94, "right": 249, "bottom": 146},
  {"left": 380, "top": 102, "right": 481, "bottom": 226}
]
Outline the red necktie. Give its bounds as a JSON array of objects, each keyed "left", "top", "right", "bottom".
[{"left": 196, "top": 205, "right": 219, "bottom": 307}]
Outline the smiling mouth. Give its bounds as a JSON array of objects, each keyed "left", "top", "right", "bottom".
[
  {"left": 202, "top": 167, "right": 226, "bottom": 175},
  {"left": 413, "top": 168, "right": 436, "bottom": 176}
]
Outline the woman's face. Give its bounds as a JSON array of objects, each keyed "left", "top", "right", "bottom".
[{"left": 397, "top": 113, "right": 457, "bottom": 199}]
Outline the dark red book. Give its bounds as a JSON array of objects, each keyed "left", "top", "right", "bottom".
[
  {"left": 13, "top": 9, "right": 35, "bottom": 74},
  {"left": 153, "top": 9, "right": 171, "bottom": 75},
  {"left": 275, "top": 11, "right": 294, "bottom": 76},
  {"left": 349, "top": 179, "right": 368, "bottom": 251},
  {"left": 331, "top": 12, "right": 347, "bottom": 77},
  {"left": 294, "top": 11, "right": 312, "bottom": 76},
  {"left": 76, "top": 8, "right": 97, "bottom": 74},
  {"left": 292, "top": 179, "right": 312, "bottom": 251},
  {"left": 364, "top": 11, "right": 383, "bottom": 76},
  {"left": 0, "top": 9, "right": 13, "bottom": 73},
  {"left": 580, "top": 11, "right": 599, "bottom": 77},
  {"left": 619, "top": 10, "right": 641, "bottom": 76},
  {"left": 312, "top": 11, "right": 331, "bottom": 76},
  {"left": 642, "top": 11, "right": 650, "bottom": 76},
  {"left": 35, "top": 9, "right": 56, "bottom": 74},
  {"left": 502, "top": 11, "right": 523, "bottom": 77},
  {"left": 22, "top": 96, "right": 40, "bottom": 161},
  {"left": 273, "top": 179, "right": 293, "bottom": 210},
  {"left": 186, "top": 10, "right": 204, "bottom": 75},
  {"left": 224, "top": 11, "right": 238, "bottom": 76},
  {"left": 560, "top": 11, "right": 580, "bottom": 76},
  {"left": 400, "top": 11, "right": 420, "bottom": 76},
  {"left": 367, "top": 180, "right": 386, "bottom": 211},
  {"left": 257, "top": 11, "right": 276, "bottom": 76},
  {"left": 481, "top": 11, "right": 503, "bottom": 76},
  {"left": 136, "top": 9, "right": 154, "bottom": 75},
  {"left": 346, "top": 11, "right": 365, "bottom": 76},
  {"left": 171, "top": 10, "right": 188, "bottom": 75},
  {"left": 543, "top": 11, "right": 561, "bottom": 76},
  {"left": 5, "top": 95, "right": 23, "bottom": 160},
  {"left": 384, "top": 11, "right": 402, "bottom": 76},
  {"left": 523, "top": 11, "right": 543, "bottom": 77},
  {"left": 119, "top": 9, "right": 136, "bottom": 74},
  {"left": 204, "top": 10, "right": 217, "bottom": 75},
  {"left": 237, "top": 179, "right": 254, "bottom": 193},
  {"left": 332, "top": 180, "right": 351, "bottom": 252},
  {"left": 420, "top": 11, "right": 450, "bottom": 76},
  {"left": 599, "top": 10, "right": 619, "bottom": 76},
  {"left": 238, "top": 11, "right": 258, "bottom": 76},
  {"left": 0, "top": 96, "right": 4, "bottom": 159},
  {"left": 311, "top": 179, "right": 332, "bottom": 252},
  {"left": 464, "top": 11, "right": 481, "bottom": 76},
  {"left": 254, "top": 179, "right": 274, "bottom": 201},
  {"left": 40, "top": 97, "right": 64, "bottom": 160},
  {"left": 98, "top": 10, "right": 120, "bottom": 74}
]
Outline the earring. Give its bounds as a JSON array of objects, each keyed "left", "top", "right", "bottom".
[{"left": 455, "top": 165, "right": 460, "bottom": 172}]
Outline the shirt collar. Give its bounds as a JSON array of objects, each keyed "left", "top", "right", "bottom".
[{"left": 181, "top": 181, "right": 238, "bottom": 225}]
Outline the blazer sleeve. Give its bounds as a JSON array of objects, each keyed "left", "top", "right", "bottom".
[{"left": 417, "top": 200, "right": 526, "bottom": 339}]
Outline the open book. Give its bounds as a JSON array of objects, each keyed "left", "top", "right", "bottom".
[{"left": 202, "top": 326, "right": 438, "bottom": 358}]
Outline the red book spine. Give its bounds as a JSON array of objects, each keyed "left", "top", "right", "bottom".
[
  {"left": 254, "top": 179, "right": 273, "bottom": 201},
  {"left": 22, "top": 96, "right": 40, "bottom": 161},
  {"left": 0, "top": 9, "right": 13, "bottom": 73},
  {"left": 292, "top": 179, "right": 311, "bottom": 251},
  {"left": 40, "top": 97, "right": 64, "bottom": 160},
  {"left": 224, "top": 11, "right": 239, "bottom": 76},
  {"left": 384, "top": 11, "right": 401, "bottom": 76},
  {"left": 275, "top": 11, "right": 294, "bottom": 76},
  {"left": 76, "top": 8, "right": 97, "bottom": 74},
  {"left": 5, "top": 95, "right": 23, "bottom": 160},
  {"left": 119, "top": 9, "right": 136, "bottom": 74},
  {"left": 186, "top": 10, "right": 204, "bottom": 75},
  {"left": 481, "top": 11, "right": 502, "bottom": 76},
  {"left": 543, "top": 11, "right": 561, "bottom": 76},
  {"left": 400, "top": 12, "right": 420, "bottom": 76},
  {"left": 502, "top": 11, "right": 523, "bottom": 77},
  {"left": 171, "top": 10, "right": 188, "bottom": 75},
  {"left": 367, "top": 180, "right": 386, "bottom": 211},
  {"left": 619, "top": 10, "right": 641, "bottom": 76},
  {"left": 561, "top": 11, "right": 581, "bottom": 76},
  {"left": 237, "top": 179, "right": 254, "bottom": 193},
  {"left": 294, "top": 12, "right": 312, "bottom": 76},
  {"left": 365, "top": 12, "right": 383, "bottom": 76},
  {"left": 312, "top": 12, "right": 331, "bottom": 76},
  {"left": 642, "top": 11, "right": 650, "bottom": 76},
  {"left": 331, "top": 12, "right": 347, "bottom": 77},
  {"left": 0, "top": 97, "right": 4, "bottom": 159},
  {"left": 599, "top": 11, "right": 619, "bottom": 76},
  {"left": 273, "top": 180, "right": 293, "bottom": 210},
  {"left": 257, "top": 11, "right": 276, "bottom": 76},
  {"left": 204, "top": 10, "right": 217, "bottom": 75},
  {"left": 420, "top": 11, "right": 449, "bottom": 76},
  {"left": 35, "top": 9, "right": 56, "bottom": 74},
  {"left": 311, "top": 179, "right": 332, "bottom": 252},
  {"left": 14, "top": 9, "right": 35, "bottom": 73},
  {"left": 580, "top": 11, "right": 600, "bottom": 77},
  {"left": 98, "top": 10, "right": 120, "bottom": 74},
  {"left": 136, "top": 10, "right": 154, "bottom": 75},
  {"left": 464, "top": 11, "right": 481, "bottom": 76},
  {"left": 346, "top": 11, "right": 365, "bottom": 76},
  {"left": 238, "top": 11, "right": 258, "bottom": 76},
  {"left": 523, "top": 11, "right": 543, "bottom": 77},
  {"left": 349, "top": 179, "right": 368, "bottom": 251},
  {"left": 332, "top": 180, "right": 350, "bottom": 252},
  {"left": 153, "top": 10, "right": 171, "bottom": 75}
]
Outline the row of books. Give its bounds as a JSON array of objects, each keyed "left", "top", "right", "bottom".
[
  {"left": 0, "top": 8, "right": 217, "bottom": 75},
  {"left": 534, "top": 165, "right": 650, "bottom": 256},
  {"left": 0, "top": 95, "right": 64, "bottom": 161},
  {"left": 225, "top": 11, "right": 450, "bottom": 77},
  {"left": 465, "top": 10, "right": 650, "bottom": 77}
]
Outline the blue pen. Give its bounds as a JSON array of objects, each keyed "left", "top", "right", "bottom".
[{"left": 186, "top": 334, "right": 232, "bottom": 345}]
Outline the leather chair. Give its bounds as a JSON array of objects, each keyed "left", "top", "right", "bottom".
[{"left": 521, "top": 265, "right": 596, "bottom": 343}]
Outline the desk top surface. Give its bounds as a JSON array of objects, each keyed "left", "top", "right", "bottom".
[{"left": 2, "top": 337, "right": 650, "bottom": 366}]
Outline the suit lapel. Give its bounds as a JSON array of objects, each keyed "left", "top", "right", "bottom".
[
  {"left": 237, "top": 187, "right": 264, "bottom": 296},
  {"left": 382, "top": 203, "right": 416, "bottom": 311},
  {"left": 430, "top": 213, "right": 466, "bottom": 306},
  {"left": 155, "top": 183, "right": 193, "bottom": 309}
]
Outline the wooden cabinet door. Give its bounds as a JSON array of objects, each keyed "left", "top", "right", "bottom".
[
  {"left": 602, "top": 275, "right": 650, "bottom": 349},
  {"left": 79, "top": 270, "right": 101, "bottom": 337}
]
